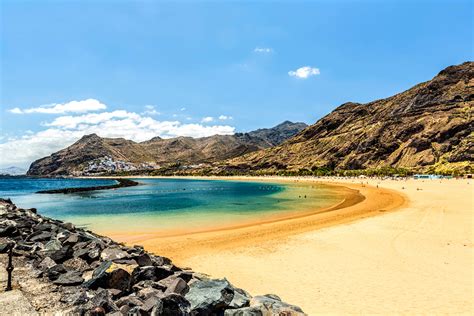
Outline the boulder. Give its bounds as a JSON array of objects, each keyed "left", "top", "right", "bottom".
[
  {"left": 132, "top": 280, "right": 166, "bottom": 292},
  {"left": 64, "top": 233, "right": 80, "bottom": 244},
  {"left": 108, "top": 288, "right": 123, "bottom": 300},
  {"left": 63, "top": 257, "right": 90, "bottom": 272},
  {"left": 115, "top": 295, "right": 143, "bottom": 308},
  {"left": 61, "top": 222, "right": 75, "bottom": 231},
  {"left": 43, "top": 239, "right": 62, "bottom": 251},
  {"left": 141, "top": 296, "right": 162, "bottom": 314},
  {"left": 50, "top": 245, "right": 73, "bottom": 263},
  {"left": 175, "top": 271, "right": 193, "bottom": 283},
  {"left": 38, "top": 256, "right": 56, "bottom": 271},
  {"left": 14, "top": 241, "right": 34, "bottom": 252},
  {"left": 33, "top": 223, "right": 53, "bottom": 232},
  {"left": 83, "top": 261, "right": 135, "bottom": 292},
  {"left": 161, "top": 293, "right": 191, "bottom": 315},
  {"left": 89, "top": 289, "right": 120, "bottom": 314},
  {"left": 74, "top": 244, "right": 101, "bottom": 263},
  {"left": 228, "top": 288, "right": 251, "bottom": 309},
  {"left": 248, "top": 295, "right": 306, "bottom": 316},
  {"left": 100, "top": 247, "right": 131, "bottom": 261},
  {"left": 47, "top": 264, "right": 67, "bottom": 281},
  {"left": 137, "top": 287, "right": 164, "bottom": 300},
  {"left": 0, "top": 243, "right": 10, "bottom": 253},
  {"left": 87, "top": 247, "right": 101, "bottom": 261},
  {"left": 60, "top": 289, "right": 89, "bottom": 305},
  {"left": 164, "top": 277, "right": 189, "bottom": 295},
  {"left": 185, "top": 278, "right": 234, "bottom": 314},
  {"left": 83, "top": 261, "right": 112, "bottom": 289},
  {"left": 224, "top": 306, "right": 264, "bottom": 316},
  {"left": 107, "top": 266, "right": 133, "bottom": 292},
  {"left": 135, "top": 253, "right": 153, "bottom": 266},
  {"left": 29, "top": 231, "right": 53, "bottom": 242},
  {"left": 53, "top": 271, "right": 84, "bottom": 286},
  {"left": 132, "top": 266, "right": 174, "bottom": 284}
]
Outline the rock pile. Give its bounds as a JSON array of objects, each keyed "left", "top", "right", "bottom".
[{"left": 0, "top": 198, "right": 305, "bottom": 315}]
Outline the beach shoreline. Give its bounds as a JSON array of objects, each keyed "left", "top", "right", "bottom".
[
  {"left": 97, "top": 176, "right": 472, "bottom": 314},
  {"left": 103, "top": 176, "right": 406, "bottom": 262}
]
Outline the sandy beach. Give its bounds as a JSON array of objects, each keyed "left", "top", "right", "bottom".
[{"left": 107, "top": 176, "right": 473, "bottom": 315}]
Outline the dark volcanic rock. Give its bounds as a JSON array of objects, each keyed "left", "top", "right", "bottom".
[
  {"left": 185, "top": 278, "right": 235, "bottom": 314},
  {"left": 89, "top": 289, "right": 120, "bottom": 314},
  {"left": 47, "top": 264, "right": 68, "bottom": 281},
  {"left": 0, "top": 198, "right": 306, "bottom": 315},
  {"left": 132, "top": 266, "right": 174, "bottom": 283},
  {"left": 0, "top": 225, "right": 18, "bottom": 237},
  {"left": 50, "top": 245, "right": 73, "bottom": 263},
  {"left": 164, "top": 277, "right": 189, "bottom": 295},
  {"left": 53, "top": 271, "right": 84, "bottom": 286},
  {"left": 38, "top": 256, "right": 56, "bottom": 271},
  {"left": 135, "top": 253, "right": 153, "bottom": 266},
  {"left": 161, "top": 293, "right": 191, "bottom": 315},
  {"left": 84, "top": 261, "right": 134, "bottom": 292},
  {"left": 100, "top": 247, "right": 131, "bottom": 261},
  {"left": 30, "top": 231, "right": 54, "bottom": 242}
]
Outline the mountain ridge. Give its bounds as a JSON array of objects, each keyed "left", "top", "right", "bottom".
[
  {"left": 227, "top": 62, "right": 473, "bottom": 174},
  {"left": 27, "top": 121, "right": 308, "bottom": 176}
]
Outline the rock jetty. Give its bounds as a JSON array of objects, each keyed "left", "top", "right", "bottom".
[
  {"left": 36, "top": 179, "right": 139, "bottom": 194},
  {"left": 0, "top": 198, "right": 305, "bottom": 315}
]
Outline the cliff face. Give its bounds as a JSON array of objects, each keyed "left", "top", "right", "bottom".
[
  {"left": 27, "top": 122, "right": 307, "bottom": 176},
  {"left": 229, "top": 62, "right": 473, "bottom": 173}
]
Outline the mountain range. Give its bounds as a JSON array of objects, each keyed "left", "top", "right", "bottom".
[
  {"left": 27, "top": 62, "right": 473, "bottom": 176},
  {"left": 27, "top": 121, "right": 307, "bottom": 176}
]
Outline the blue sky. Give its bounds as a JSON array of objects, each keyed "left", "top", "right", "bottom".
[{"left": 0, "top": 0, "right": 472, "bottom": 168}]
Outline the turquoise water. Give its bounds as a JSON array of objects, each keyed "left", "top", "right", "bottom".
[{"left": 0, "top": 177, "right": 342, "bottom": 234}]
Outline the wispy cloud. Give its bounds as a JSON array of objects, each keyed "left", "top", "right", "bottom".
[
  {"left": 254, "top": 47, "right": 273, "bottom": 53},
  {"left": 142, "top": 105, "right": 160, "bottom": 115},
  {"left": 201, "top": 116, "right": 214, "bottom": 123},
  {"left": 8, "top": 99, "right": 106, "bottom": 114},
  {"left": 218, "top": 115, "right": 233, "bottom": 120},
  {"left": 288, "top": 66, "right": 320, "bottom": 79}
]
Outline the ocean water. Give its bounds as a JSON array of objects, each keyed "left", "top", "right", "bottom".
[{"left": 0, "top": 177, "right": 343, "bottom": 235}]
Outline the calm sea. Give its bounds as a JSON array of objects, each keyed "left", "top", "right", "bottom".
[{"left": 0, "top": 177, "right": 342, "bottom": 234}]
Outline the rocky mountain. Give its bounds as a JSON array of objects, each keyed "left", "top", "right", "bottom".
[
  {"left": 0, "top": 166, "right": 26, "bottom": 176},
  {"left": 228, "top": 62, "right": 473, "bottom": 174},
  {"left": 243, "top": 121, "right": 309, "bottom": 147},
  {"left": 27, "top": 121, "right": 307, "bottom": 176}
]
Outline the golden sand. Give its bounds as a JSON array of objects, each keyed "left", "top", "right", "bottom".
[{"left": 106, "top": 176, "right": 473, "bottom": 315}]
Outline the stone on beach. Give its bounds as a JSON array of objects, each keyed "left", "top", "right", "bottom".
[
  {"left": 53, "top": 271, "right": 84, "bottom": 286},
  {"left": 185, "top": 278, "right": 235, "bottom": 313},
  {"left": 0, "top": 198, "right": 306, "bottom": 315}
]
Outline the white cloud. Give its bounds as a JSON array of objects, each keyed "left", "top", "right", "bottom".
[
  {"left": 218, "top": 115, "right": 233, "bottom": 120},
  {"left": 143, "top": 105, "right": 160, "bottom": 115},
  {"left": 180, "top": 107, "right": 186, "bottom": 111},
  {"left": 9, "top": 107, "right": 23, "bottom": 114},
  {"left": 201, "top": 116, "right": 214, "bottom": 123},
  {"left": 0, "top": 109, "right": 235, "bottom": 168},
  {"left": 288, "top": 66, "right": 320, "bottom": 79},
  {"left": 8, "top": 99, "right": 106, "bottom": 114},
  {"left": 254, "top": 47, "right": 273, "bottom": 53}
]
